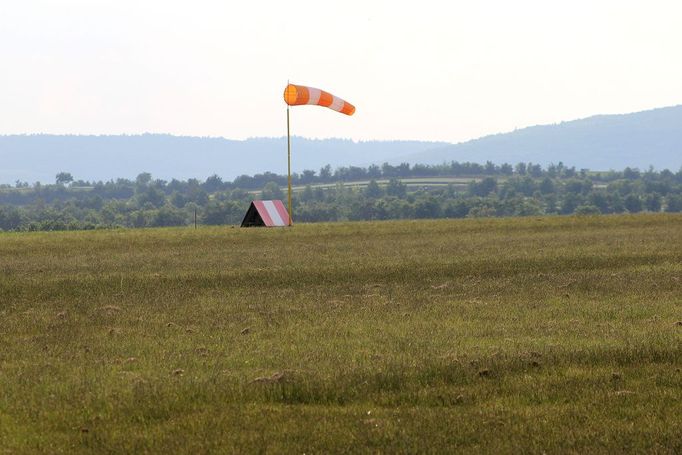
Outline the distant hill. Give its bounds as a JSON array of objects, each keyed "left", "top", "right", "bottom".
[
  {"left": 1, "top": 105, "right": 681, "bottom": 184},
  {"left": 0, "top": 135, "right": 444, "bottom": 184},
  {"left": 402, "top": 105, "right": 682, "bottom": 171}
]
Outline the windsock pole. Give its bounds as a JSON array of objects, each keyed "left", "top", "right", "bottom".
[{"left": 286, "top": 104, "right": 293, "bottom": 226}]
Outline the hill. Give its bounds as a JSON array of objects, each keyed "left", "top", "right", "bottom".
[
  {"left": 1, "top": 105, "right": 681, "bottom": 185},
  {"left": 405, "top": 105, "right": 682, "bottom": 171}
]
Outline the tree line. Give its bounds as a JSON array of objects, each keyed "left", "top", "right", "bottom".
[{"left": 1, "top": 162, "right": 682, "bottom": 231}]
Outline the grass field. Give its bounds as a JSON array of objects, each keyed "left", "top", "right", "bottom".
[{"left": 1, "top": 214, "right": 681, "bottom": 453}]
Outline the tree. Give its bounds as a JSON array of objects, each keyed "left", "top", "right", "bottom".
[
  {"left": 676, "top": 167, "right": 682, "bottom": 184},
  {"left": 443, "top": 199, "right": 469, "bottom": 218},
  {"left": 528, "top": 163, "right": 543, "bottom": 178},
  {"left": 136, "top": 186, "right": 166, "bottom": 208},
  {"left": 0, "top": 206, "right": 23, "bottom": 230},
  {"left": 499, "top": 163, "right": 514, "bottom": 175},
  {"left": 300, "top": 185, "right": 314, "bottom": 203},
  {"left": 624, "top": 194, "right": 642, "bottom": 213},
  {"left": 560, "top": 193, "right": 581, "bottom": 214},
  {"left": 564, "top": 179, "right": 592, "bottom": 195},
  {"left": 367, "top": 164, "right": 382, "bottom": 178},
  {"left": 623, "top": 167, "right": 641, "bottom": 180},
  {"left": 414, "top": 196, "right": 441, "bottom": 219},
  {"left": 547, "top": 163, "right": 558, "bottom": 178},
  {"left": 468, "top": 177, "right": 497, "bottom": 197},
  {"left": 503, "top": 176, "right": 535, "bottom": 196},
  {"left": 644, "top": 193, "right": 662, "bottom": 212},
  {"left": 544, "top": 194, "right": 558, "bottom": 214},
  {"left": 153, "top": 206, "right": 186, "bottom": 227},
  {"left": 539, "top": 177, "right": 556, "bottom": 194},
  {"left": 382, "top": 162, "right": 398, "bottom": 177},
  {"left": 396, "top": 163, "right": 410, "bottom": 177},
  {"left": 385, "top": 179, "right": 406, "bottom": 198},
  {"left": 300, "top": 169, "right": 316, "bottom": 184},
  {"left": 5, "top": 158, "right": 682, "bottom": 231},
  {"left": 203, "top": 200, "right": 243, "bottom": 225},
  {"left": 55, "top": 172, "right": 73, "bottom": 186},
  {"left": 563, "top": 166, "right": 577, "bottom": 178},
  {"left": 261, "top": 181, "right": 284, "bottom": 200},
  {"left": 135, "top": 172, "right": 152, "bottom": 190},
  {"left": 319, "top": 165, "right": 332, "bottom": 181},
  {"left": 665, "top": 195, "right": 682, "bottom": 212},
  {"left": 136, "top": 172, "right": 152, "bottom": 186},
  {"left": 484, "top": 161, "right": 497, "bottom": 175},
  {"left": 575, "top": 205, "right": 601, "bottom": 215},
  {"left": 364, "top": 180, "right": 383, "bottom": 198},
  {"left": 608, "top": 193, "right": 626, "bottom": 213},
  {"left": 588, "top": 191, "right": 611, "bottom": 214},
  {"left": 203, "top": 174, "right": 223, "bottom": 193}
]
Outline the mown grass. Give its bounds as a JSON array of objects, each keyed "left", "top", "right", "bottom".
[{"left": 1, "top": 214, "right": 681, "bottom": 453}]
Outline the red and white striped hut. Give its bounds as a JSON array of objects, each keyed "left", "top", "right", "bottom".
[{"left": 241, "top": 200, "right": 290, "bottom": 227}]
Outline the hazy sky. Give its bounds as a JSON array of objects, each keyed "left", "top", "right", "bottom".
[{"left": 1, "top": 0, "right": 681, "bottom": 143}]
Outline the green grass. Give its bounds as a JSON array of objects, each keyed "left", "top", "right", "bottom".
[{"left": 1, "top": 214, "right": 681, "bottom": 453}]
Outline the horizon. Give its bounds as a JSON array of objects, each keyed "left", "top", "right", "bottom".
[{"left": 2, "top": 103, "right": 680, "bottom": 145}]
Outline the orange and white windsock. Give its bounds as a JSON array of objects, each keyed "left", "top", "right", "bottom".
[{"left": 283, "top": 84, "right": 355, "bottom": 116}]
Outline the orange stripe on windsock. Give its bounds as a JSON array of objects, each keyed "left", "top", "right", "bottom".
[
  {"left": 318, "top": 90, "right": 333, "bottom": 107},
  {"left": 283, "top": 84, "right": 355, "bottom": 116},
  {"left": 341, "top": 103, "right": 355, "bottom": 115}
]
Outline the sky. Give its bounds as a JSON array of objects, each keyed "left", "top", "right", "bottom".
[{"left": 1, "top": 0, "right": 681, "bottom": 143}]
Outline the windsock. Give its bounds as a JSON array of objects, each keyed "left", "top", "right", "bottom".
[{"left": 283, "top": 84, "right": 355, "bottom": 116}]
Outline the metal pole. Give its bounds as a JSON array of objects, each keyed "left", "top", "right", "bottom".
[{"left": 287, "top": 105, "right": 293, "bottom": 226}]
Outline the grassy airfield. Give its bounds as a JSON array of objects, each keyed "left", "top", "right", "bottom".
[{"left": 1, "top": 214, "right": 681, "bottom": 453}]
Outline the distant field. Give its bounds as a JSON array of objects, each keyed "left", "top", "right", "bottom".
[
  {"left": 291, "top": 177, "right": 477, "bottom": 192},
  {"left": 1, "top": 214, "right": 681, "bottom": 453},
  {"left": 242, "top": 176, "right": 481, "bottom": 195},
  {"left": 278, "top": 176, "right": 607, "bottom": 193}
]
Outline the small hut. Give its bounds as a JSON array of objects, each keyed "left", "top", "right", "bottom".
[{"left": 241, "top": 200, "right": 290, "bottom": 227}]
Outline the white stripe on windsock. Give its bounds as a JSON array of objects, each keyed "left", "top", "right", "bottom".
[
  {"left": 307, "top": 88, "right": 321, "bottom": 105},
  {"left": 329, "top": 96, "right": 344, "bottom": 112}
]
